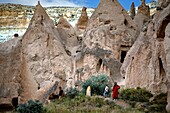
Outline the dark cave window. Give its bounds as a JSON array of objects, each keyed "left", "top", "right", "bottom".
[
  {"left": 124, "top": 19, "right": 128, "bottom": 26},
  {"left": 158, "top": 57, "right": 165, "bottom": 76},
  {"left": 14, "top": 33, "right": 19, "bottom": 37},
  {"left": 12, "top": 97, "right": 18, "bottom": 108},
  {"left": 96, "top": 59, "right": 102, "bottom": 72},
  {"left": 120, "top": 51, "right": 127, "bottom": 63},
  {"left": 104, "top": 20, "right": 111, "bottom": 24}
]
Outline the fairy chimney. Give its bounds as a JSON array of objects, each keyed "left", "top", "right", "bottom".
[
  {"left": 130, "top": 2, "right": 135, "bottom": 19},
  {"left": 20, "top": 2, "right": 72, "bottom": 103}
]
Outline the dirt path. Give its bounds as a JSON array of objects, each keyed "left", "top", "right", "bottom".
[{"left": 114, "top": 99, "right": 130, "bottom": 108}]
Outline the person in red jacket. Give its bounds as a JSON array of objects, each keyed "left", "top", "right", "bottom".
[{"left": 112, "top": 82, "right": 120, "bottom": 100}]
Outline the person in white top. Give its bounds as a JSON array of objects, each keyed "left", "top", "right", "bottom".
[{"left": 103, "top": 85, "right": 109, "bottom": 97}]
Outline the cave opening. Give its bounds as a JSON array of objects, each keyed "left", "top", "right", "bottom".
[
  {"left": 12, "top": 97, "right": 18, "bottom": 108},
  {"left": 96, "top": 59, "right": 102, "bottom": 72},
  {"left": 157, "top": 14, "right": 170, "bottom": 39},
  {"left": 158, "top": 57, "right": 166, "bottom": 79},
  {"left": 120, "top": 51, "right": 127, "bottom": 63}
]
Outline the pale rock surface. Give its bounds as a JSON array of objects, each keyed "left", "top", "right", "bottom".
[
  {"left": 20, "top": 2, "right": 72, "bottom": 103},
  {"left": 121, "top": 3, "right": 170, "bottom": 112},
  {"left": 74, "top": 7, "right": 89, "bottom": 36},
  {"left": 158, "top": 0, "right": 170, "bottom": 8},
  {"left": 134, "top": 0, "right": 150, "bottom": 31},
  {"left": 0, "top": 37, "right": 22, "bottom": 109},
  {"left": 74, "top": 0, "right": 138, "bottom": 85},
  {"left": 130, "top": 2, "right": 135, "bottom": 19},
  {"left": 56, "top": 16, "right": 80, "bottom": 56},
  {"left": 165, "top": 23, "right": 170, "bottom": 112}
]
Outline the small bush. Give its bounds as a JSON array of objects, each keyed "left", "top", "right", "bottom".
[
  {"left": 81, "top": 73, "right": 111, "bottom": 96},
  {"left": 119, "top": 88, "right": 153, "bottom": 102},
  {"left": 65, "top": 87, "right": 79, "bottom": 98},
  {"left": 16, "top": 100, "right": 45, "bottom": 113}
]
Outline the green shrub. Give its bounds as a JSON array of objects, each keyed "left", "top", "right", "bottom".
[
  {"left": 65, "top": 87, "right": 79, "bottom": 98},
  {"left": 151, "top": 93, "right": 167, "bottom": 104},
  {"left": 119, "top": 88, "right": 153, "bottom": 102},
  {"left": 81, "top": 73, "right": 111, "bottom": 96},
  {"left": 16, "top": 100, "right": 45, "bottom": 113},
  {"left": 148, "top": 93, "right": 167, "bottom": 113}
]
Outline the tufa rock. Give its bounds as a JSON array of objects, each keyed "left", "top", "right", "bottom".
[
  {"left": 130, "top": 2, "right": 135, "bottom": 19},
  {"left": 158, "top": 0, "right": 170, "bottom": 8},
  {"left": 121, "top": 3, "right": 170, "bottom": 112},
  {"left": 75, "top": 7, "right": 89, "bottom": 36},
  {"left": 20, "top": 2, "right": 72, "bottom": 103},
  {"left": 74, "top": 0, "right": 138, "bottom": 86},
  {"left": 134, "top": 0, "right": 150, "bottom": 31},
  {"left": 0, "top": 37, "right": 22, "bottom": 110}
]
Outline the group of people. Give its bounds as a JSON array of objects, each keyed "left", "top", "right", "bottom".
[{"left": 103, "top": 82, "right": 120, "bottom": 100}]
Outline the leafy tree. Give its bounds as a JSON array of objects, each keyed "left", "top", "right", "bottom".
[{"left": 82, "top": 73, "right": 111, "bottom": 96}]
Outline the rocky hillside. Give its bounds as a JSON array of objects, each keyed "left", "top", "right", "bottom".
[
  {"left": 0, "top": 3, "right": 94, "bottom": 42},
  {"left": 2, "top": 0, "right": 170, "bottom": 112}
]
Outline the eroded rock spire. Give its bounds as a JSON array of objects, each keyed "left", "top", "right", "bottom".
[{"left": 130, "top": 2, "right": 135, "bottom": 19}]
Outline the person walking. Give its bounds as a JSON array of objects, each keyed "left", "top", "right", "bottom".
[{"left": 112, "top": 82, "right": 120, "bottom": 100}]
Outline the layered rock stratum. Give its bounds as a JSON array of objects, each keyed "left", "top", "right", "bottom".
[{"left": 0, "top": 3, "right": 94, "bottom": 42}]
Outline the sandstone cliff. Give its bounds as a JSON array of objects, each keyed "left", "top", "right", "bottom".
[{"left": 120, "top": 1, "right": 170, "bottom": 112}]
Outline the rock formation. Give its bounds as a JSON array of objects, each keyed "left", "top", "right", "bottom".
[
  {"left": 0, "top": 37, "right": 22, "bottom": 111},
  {"left": 20, "top": 2, "right": 72, "bottom": 103},
  {"left": 56, "top": 16, "right": 80, "bottom": 56},
  {"left": 130, "top": 2, "right": 135, "bottom": 19},
  {"left": 134, "top": 0, "right": 150, "bottom": 31},
  {"left": 1, "top": 0, "right": 170, "bottom": 112},
  {"left": 158, "top": 0, "right": 170, "bottom": 8},
  {"left": 72, "top": 0, "right": 138, "bottom": 86},
  {"left": 0, "top": 2, "right": 74, "bottom": 107},
  {"left": 121, "top": 1, "right": 170, "bottom": 112},
  {"left": 0, "top": 3, "right": 94, "bottom": 42},
  {"left": 0, "top": 4, "right": 27, "bottom": 28},
  {"left": 74, "top": 7, "right": 89, "bottom": 36}
]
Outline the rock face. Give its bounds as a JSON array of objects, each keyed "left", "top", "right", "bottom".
[
  {"left": 130, "top": 2, "right": 135, "bottom": 19},
  {"left": 75, "top": 7, "right": 89, "bottom": 36},
  {"left": 165, "top": 23, "right": 170, "bottom": 112},
  {"left": 134, "top": 0, "right": 150, "bottom": 31},
  {"left": 0, "top": 37, "right": 22, "bottom": 110},
  {"left": 1, "top": 0, "right": 170, "bottom": 112},
  {"left": 0, "top": 4, "right": 27, "bottom": 28},
  {"left": 158, "top": 0, "right": 170, "bottom": 8},
  {"left": 121, "top": 2, "right": 170, "bottom": 112},
  {"left": 20, "top": 2, "right": 72, "bottom": 103},
  {"left": 72, "top": 0, "right": 138, "bottom": 86},
  {"left": 0, "top": 2, "right": 73, "bottom": 107},
  {"left": 56, "top": 16, "right": 79, "bottom": 50}
]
